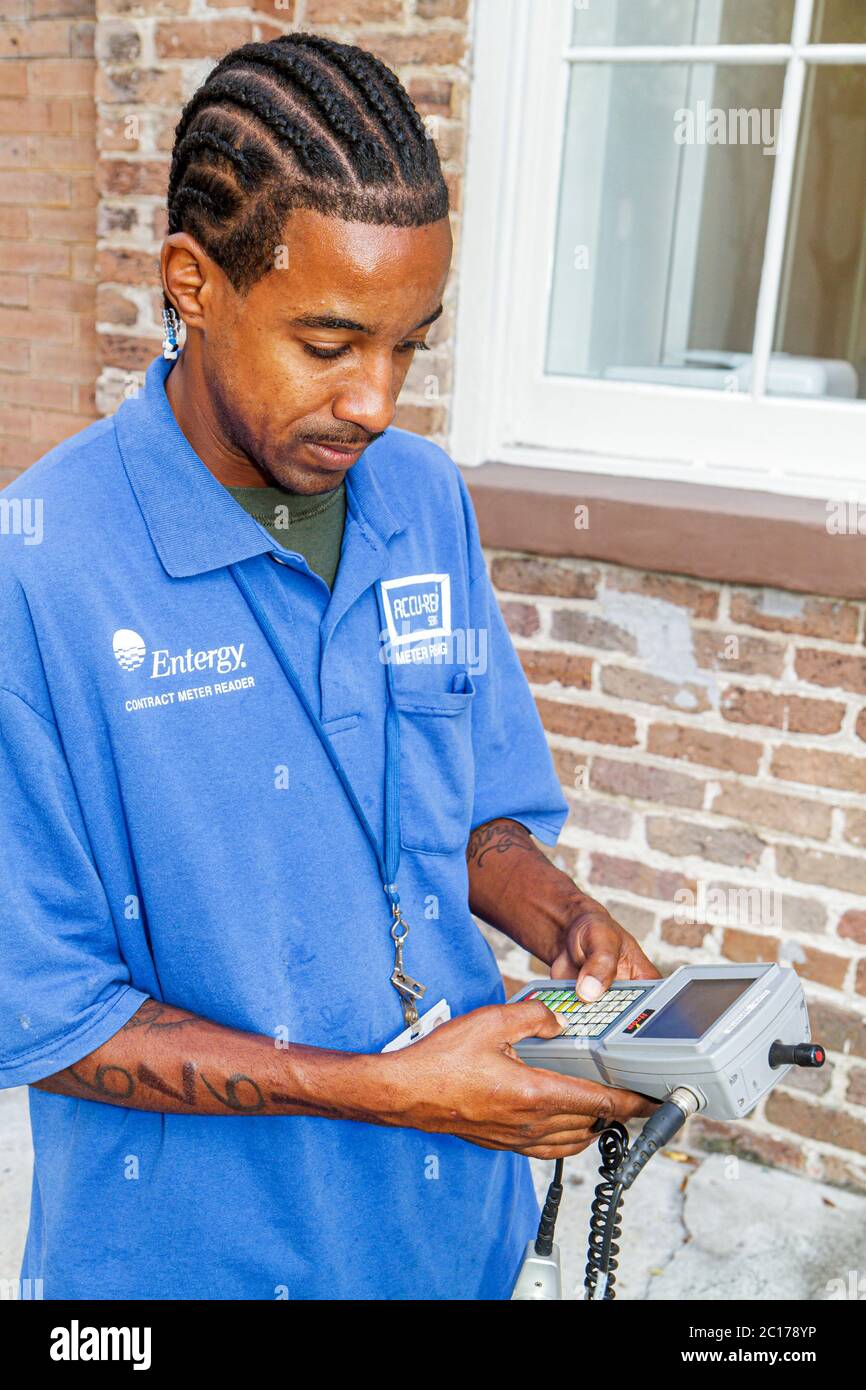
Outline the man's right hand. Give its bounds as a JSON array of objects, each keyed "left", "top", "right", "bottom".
[{"left": 379, "top": 1001, "right": 658, "bottom": 1159}]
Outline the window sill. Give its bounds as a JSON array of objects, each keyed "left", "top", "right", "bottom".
[{"left": 460, "top": 463, "right": 866, "bottom": 601}]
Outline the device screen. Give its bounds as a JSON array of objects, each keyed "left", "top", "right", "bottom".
[{"left": 635, "top": 977, "right": 754, "bottom": 1040}]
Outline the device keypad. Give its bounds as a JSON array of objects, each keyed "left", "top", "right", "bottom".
[{"left": 526, "top": 986, "right": 646, "bottom": 1038}]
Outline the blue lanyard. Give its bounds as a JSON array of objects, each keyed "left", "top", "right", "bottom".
[{"left": 229, "top": 561, "right": 425, "bottom": 1025}]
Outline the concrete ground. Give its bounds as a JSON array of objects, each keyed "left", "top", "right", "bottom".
[
  {"left": 2, "top": 1084, "right": 865, "bottom": 1299},
  {"left": 530, "top": 1137, "right": 866, "bottom": 1301}
]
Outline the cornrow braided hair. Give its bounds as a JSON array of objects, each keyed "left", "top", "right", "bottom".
[{"left": 166, "top": 31, "right": 449, "bottom": 294}]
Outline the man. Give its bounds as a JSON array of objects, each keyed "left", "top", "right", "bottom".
[{"left": 0, "top": 32, "right": 658, "bottom": 1300}]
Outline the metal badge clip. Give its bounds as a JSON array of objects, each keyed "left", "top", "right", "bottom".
[{"left": 390, "top": 904, "right": 426, "bottom": 1027}]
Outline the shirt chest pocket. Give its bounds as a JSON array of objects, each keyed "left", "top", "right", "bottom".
[{"left": 393, "top": 671, "right": 476, "bottom": 855}]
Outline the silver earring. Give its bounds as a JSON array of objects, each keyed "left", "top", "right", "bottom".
[{"left": 162, "top": 306, "right": 180, "bottom": 361}]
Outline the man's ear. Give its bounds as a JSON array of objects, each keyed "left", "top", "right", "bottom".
[{"left": 161, "top": 232, "right": 219, "bottom": 332}]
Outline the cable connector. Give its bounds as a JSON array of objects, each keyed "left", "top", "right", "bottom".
[
  {"left": 534, "top": 1172, "right": 564, "bottom": 1258},
  {"left": 613, "top": 1086, "right": 703, "bottom": 1191},
  {"left": 510, "top": 1159, "right": 565, "bottom": 1298}
]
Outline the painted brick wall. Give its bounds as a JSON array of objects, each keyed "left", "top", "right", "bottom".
[
  {"left": 481, "top": 552, "right": 866, "bottom": 1194},
  {"left": 0, "top": 0, "right": 99, "bottom": 486}
]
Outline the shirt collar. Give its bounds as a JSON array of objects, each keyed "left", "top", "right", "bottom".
[{"left": 114, "top": 354, "right": 408, "bottom": 580}]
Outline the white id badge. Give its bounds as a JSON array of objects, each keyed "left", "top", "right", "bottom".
[{"left": 381, "top": 998, "right": 451, "bottom": 1053}]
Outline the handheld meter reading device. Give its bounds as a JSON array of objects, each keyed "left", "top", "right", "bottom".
[
  {"left": 510, "top": 963, "right": 820, "bottom": 1121},
  {"left": 507, "top": 964, "right": 824, "bottom": 1300}
]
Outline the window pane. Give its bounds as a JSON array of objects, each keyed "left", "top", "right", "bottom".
[
  {"left": 546, "top": 63, "right": 784, "bottom": 389},
  {"left": 772, "top": 65, "right": 866, "bottom": 400},
  {"left": 571, "top": 0, "right": 795, "bottom": 47},
  {"left": 811, "top": 0, "right": 866, "bottom": 43}
]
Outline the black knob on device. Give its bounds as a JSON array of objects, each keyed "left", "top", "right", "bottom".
[{"left": 768, "top": 1040, "right": 825, "bottom": 1069}]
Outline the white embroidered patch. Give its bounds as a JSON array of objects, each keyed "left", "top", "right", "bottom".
[{"left": 380, "top": 573, "right": 452, "bottom": 646}]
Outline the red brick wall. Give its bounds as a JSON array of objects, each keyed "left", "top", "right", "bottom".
[
  {"left": 484, "top": 553, "right": 866, "bottom": 1192},
  {"left": 0, "top": 0, "right": 99, "bottom": 486}
]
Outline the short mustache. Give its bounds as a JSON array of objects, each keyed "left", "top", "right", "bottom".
[{"left": 298, "top": 432, "right": 383, "bottom": 448}]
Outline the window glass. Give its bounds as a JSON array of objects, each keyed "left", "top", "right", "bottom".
[
  {"left": 811, "top": 0, "right": 866, "bottom": 43},
  {"left": 571, "top": 0, "right": 795, "bottom": 47},
  {"left": 546, "top": 63, "right": 784, "bottom": 392},
  {"left": 771, "top": 65, "right": 866, "bottom": 399}
]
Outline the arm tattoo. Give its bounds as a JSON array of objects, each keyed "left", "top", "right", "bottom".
[
  {"left": 33, "top": 1000, "right": 335, "bottom": 1116},
  {"left": 67, "top": 1064, "right": 136, "bottom": 1101},
  {"left": 137, "top": 1061, "right": 197, "bottom": 1107},
  {"left": 466, "top": 818, "right": 546, "bottom": 870},
  {"left": 44, "top": 1058, "right": 268, "bottom": 1114},
  {"left": 199, "top": 1071, "right": 265, "bottom": 1113},
  {"left": 122, "top": 1001, "right": 198, "bottom": 1033}
]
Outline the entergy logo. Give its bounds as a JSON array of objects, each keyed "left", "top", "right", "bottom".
[
  {"left": 111, "top": 627, "right": 246, "bottom": 679},
  {"left": 112, "top": 628, "right": 146, "bottom": 671}
]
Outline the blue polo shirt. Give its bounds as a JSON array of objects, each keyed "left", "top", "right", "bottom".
[{"left": 0, "top": 355, "right": 569, "bottom": 1300}]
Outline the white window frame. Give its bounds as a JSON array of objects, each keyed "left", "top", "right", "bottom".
[{"left": 451, "top": 0, "right": 866, "bottom": 501}]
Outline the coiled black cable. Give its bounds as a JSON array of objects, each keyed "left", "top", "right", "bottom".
[{"left": 584, "top": 1121, "right": 629, "bottom": 1301}]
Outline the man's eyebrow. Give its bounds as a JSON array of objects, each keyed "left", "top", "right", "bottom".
[
  {"left": 409, "top": 305, "right": 444, "bottom": 333},
  {"left": 289, "top": 305, "right": 444, "bottom": 336}
]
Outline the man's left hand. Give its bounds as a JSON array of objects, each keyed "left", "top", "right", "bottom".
[
  {"left": 550, "top": 897, "right": 661, "bottom": 1000},
  {"left": 465, "top": 819, "right": 662, "bottom": 1000}
]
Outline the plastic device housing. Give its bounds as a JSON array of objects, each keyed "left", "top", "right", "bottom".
[{"left": 510, "top": 963, "right": 809, "bottom": 1122}]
